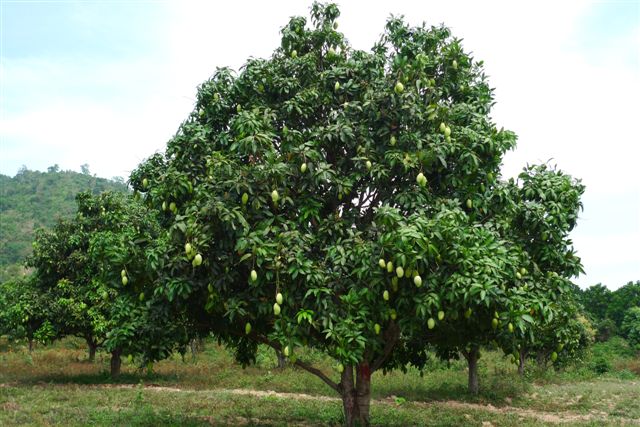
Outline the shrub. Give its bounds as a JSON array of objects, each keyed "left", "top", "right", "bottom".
[
  {"left": 595, "top": 318, "right": 617, "bottom": 342},
  {"left": 591, "top": 357, "right": 611, "bottom": 374}
]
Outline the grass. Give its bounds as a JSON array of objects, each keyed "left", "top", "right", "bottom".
[
  {"left": 0, "top": 385, "right": 539, "bottom": 427},
  {"left": 0, "top": 338, "right": 527, "bottom": 400},
  {"left": 1, "top": 337, "right": 639, "bottom": 426}
]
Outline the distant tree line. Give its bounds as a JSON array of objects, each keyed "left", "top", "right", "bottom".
[{"left": 575, "top": 281, "right": 640, "bottom": 348}]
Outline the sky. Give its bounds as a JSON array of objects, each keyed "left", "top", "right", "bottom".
[{"left": 0, "top": 0, "right": 638, "bottom": 289}]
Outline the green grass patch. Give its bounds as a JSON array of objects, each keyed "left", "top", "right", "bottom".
[{"left": 1, "top": 337, "right": 638, "bottom": 425}]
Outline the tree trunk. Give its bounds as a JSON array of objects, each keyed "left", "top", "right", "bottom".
[
  {"left": 28, "top": 339, "right": 34, "bottom": 353},
  {"left": 110, "top": 349, "right": 122, "bottom": 378},
  {"left": 87, "top": 339, "right": 98, "bottom": 362},
  {"left": 188, "top": 337, "right": 205, "bottom": 361},
  {"left": 355, "top": 362, "right": 372, "bottom": 426},
  {"left": 190, "top": 339, "right": 198, "bottom": 361},
  {"left": 340, "top": 363, "right": 372, "bottom": 426},
  {"left": 341, "top": 366, "right": 359, "bottom": 427},
  {"left": 518, "top": 348, "right": 527, "bottom": 376},
  {"left": 276, "top": 350, "right": 286, "bottom": 368},
  {"left": 465, "top": 346, "right": 480, "bottom": 395}
]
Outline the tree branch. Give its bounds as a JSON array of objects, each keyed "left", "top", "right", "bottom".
[
  {"left": 249, "top": 332, "right": 341, "bottom": 394},
  {"left": 293, "top": 358, "right": 341, "bottom": 394}
]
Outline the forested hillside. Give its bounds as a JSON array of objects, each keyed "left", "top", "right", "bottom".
[{"left": 0, "top": 165, "right": 128, "bottom": 280}]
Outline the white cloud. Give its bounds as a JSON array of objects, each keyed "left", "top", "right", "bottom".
[
  {"left": 0, "top": 55, "right": 184, "bottom": 179},
  {"left": 1, "top": 100, "right": 174, "bottom": 178}
]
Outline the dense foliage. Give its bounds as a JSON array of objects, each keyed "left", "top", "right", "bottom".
[
  {"left": 24, "top": 191, "right": 187, "bottom": 374},
  {"left": 128, "top": 3, "right": 585, "bottom": 424},
  {"left": 400, "top": 164, "right": 586, "bottom": 389},
  {"left": 0, "top": 276, "right": 57, "bottom": 349},
  {"left": 577, "top": 281, "right": 640, "bottom": 342},
  {"left": 0, "top": 166, "right": 128, "bottom": 281},
  {"left": 621, "top": 307, "right": 640, "bottom": 350}
]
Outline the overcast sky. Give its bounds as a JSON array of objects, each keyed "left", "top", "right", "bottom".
[{"left": 1, "top": 0, "right": 638, "bottom": 289}]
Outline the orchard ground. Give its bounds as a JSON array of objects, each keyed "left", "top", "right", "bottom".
[{"left": 1, "top": 337, "right": 638, "bottom": 426}]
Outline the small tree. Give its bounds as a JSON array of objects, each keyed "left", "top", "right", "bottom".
[
  {"left": 392, "top": 213, "right": 524, "bottom": 395},
  {"left": 487, "top": 164, "right": 586, "bottom": 376},
  {"left": 0, "top": 276, "right": 57, "bottom": 352},
  {"left": 130, "top": 3, "right": 583, "bottom": 424},
  {"left": 28, "top": 192, "right": 185, "bottom": 375},
  {"left": 513, "top": 303, "right": 594, "bottom": 373},
  {"left": 424, "top": 163, "right": 585, "bottom": 390}
]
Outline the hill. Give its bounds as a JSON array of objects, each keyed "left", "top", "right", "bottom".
[{"left": 0, "top": 165, "right": 129, "bottom": 281}]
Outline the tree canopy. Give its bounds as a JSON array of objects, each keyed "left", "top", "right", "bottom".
[
  {"left": 26, "top": 191, "right": 187, "bottom": 374},
  {"left": 0, "top": 276, "right": 57, "bottom": 350},
  {"left": 128, "top": 3, "right": 585, "bottom": 424}
]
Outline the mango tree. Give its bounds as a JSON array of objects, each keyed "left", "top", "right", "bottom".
[
  {"left": 129, "top": 3, "right": 583, "bottom": 425},
  {"left": 0, "top": 276, "right": 57, "bottom": 352},
  {"left": 388, "top": 204, "right": 524, "bottom": 395},
  {"left": 28, "top": 192, "right": 184, "bottom": 375},
  {"left": 528, "top": 307, "right": 593, "bottom": 371},
  {"left": 487, "top": 165, "right": 586, "bottom": 374},
  {"left": 396, "top": 165, "right": 585, "bottom": 393}
]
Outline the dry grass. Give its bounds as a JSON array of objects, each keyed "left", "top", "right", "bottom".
[{"left": 614, "top": 358, "right": 640, "bottom": 376}]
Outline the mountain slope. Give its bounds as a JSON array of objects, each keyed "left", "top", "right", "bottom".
[{"left": 0, "top": 166, "right": 129, "bottom": 280}]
